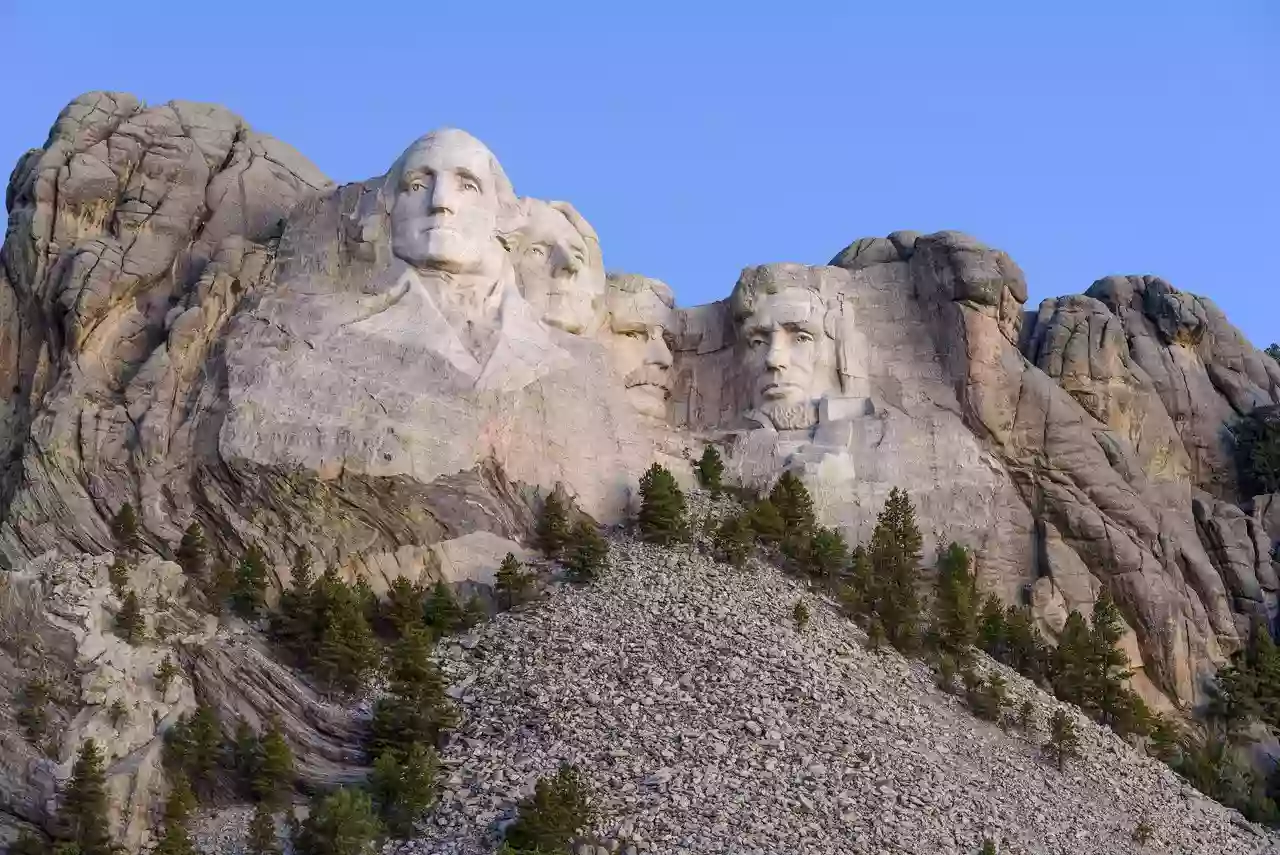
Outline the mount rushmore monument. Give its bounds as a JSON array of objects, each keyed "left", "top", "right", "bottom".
[{"left": 2, "top": 91, "right": 1278, "bottom": 741}]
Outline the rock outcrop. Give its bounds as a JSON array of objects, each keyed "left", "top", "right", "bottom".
[{"left": 2, "top": 91, "right": 1280, "bottom": 847}]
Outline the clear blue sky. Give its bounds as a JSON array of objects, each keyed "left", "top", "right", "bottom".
[{"left": 3, "top": 1, "right": 1277, "bottom": 345}]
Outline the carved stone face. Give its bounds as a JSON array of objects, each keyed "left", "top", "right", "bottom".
[
  {"left": 389, "top": 130, "right": 508, "bottom": 278},
  {"left": 739, "top": 288, "right": 826, "bottom": 427},
  {"left": 513, "top": 200, "right": 604, "bottom": 334},
  {"left": 604, "top": 276, "right": 676, "bottom": 419}
]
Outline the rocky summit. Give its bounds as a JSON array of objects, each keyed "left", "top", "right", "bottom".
[{"left": 0, "top": 90, "right": 1278, "bottom": 853}]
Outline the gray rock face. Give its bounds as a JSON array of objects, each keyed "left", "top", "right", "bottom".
[{"left": 3, "top": 94, "right": 1280, "bottom": 846}]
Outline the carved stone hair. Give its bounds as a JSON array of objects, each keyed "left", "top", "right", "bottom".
[
  {"left": 380, "top": 128, "right": 521, "bottom": 231},
  {"left": 606, "top": 272, "right": 675, "bottom": 309},
  {"left": 729, "top": 264, "right": 825, "bottom": 324}
]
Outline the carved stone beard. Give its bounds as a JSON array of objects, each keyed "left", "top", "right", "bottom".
[{"left": 760, "top": 400, "right": 818, "bottom": 431}]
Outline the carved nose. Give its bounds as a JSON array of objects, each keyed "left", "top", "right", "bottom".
[
  {"left": 645, "top": 332, "right": 673, "bottom": 368},
  {"left": 429, "top": 182, "right": 456, "bottom": 215},
  {"left": 766, "top": 338, "right": 789, "bottom": 370},
  {"left": 552, "top": 244, "right": 580, "bottom": 277}
]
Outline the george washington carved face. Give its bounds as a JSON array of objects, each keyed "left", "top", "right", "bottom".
[{"left": 387, "top": 129, "right": 516, "bottom": 279}]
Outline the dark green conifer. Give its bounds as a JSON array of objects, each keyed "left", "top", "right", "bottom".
[
  {"left": 116, "top": 590, "right": 145, "bottom": 644},
  {"left": 768, "top": 471, "right": 815, "bottom": 541},
  {"left": 368, "top": 742, "right": 439, "bottom": 838},
  {"left": 232, "top": 544, "right": 270, "bottom": 619},
  {"left": 422, "top": 581, "right": 464, "bottom": 639},
  {"left": 246, "top": 802, "right": 281, "bottom": 855},
  {"left": 368, "top": 626, "right": 456, "bottom": 759},
  {"left": 695, "top": 445, "right": 724, "bottom": 495},
  {"left": 61, "top": 739, "right": 113, "bottom": 855},
  {"left": 1045, "top": 708, "right": 1080, "bottom": 772},
  {"left": 713, "top": 512, "right": 753, "bottom": 568},
  {"left": 932, "top": 542, "right": 978, "bottom": 661},
  {"left": 868, "top": 487, "right": 923, "bottom": 654},
  {"left": 156, "top": 654, "right": 179, "bottom": 695},
  {"left": 107, "top": 558, "right": 130, "bottom": 600},
  {"left": 503, "top": 763, "right": 593, "bottom": 854},
  {"left": 806, "top": 526, "right": 849, "bottom": 582},
  {"left": 17, "top": 677, "right": 49, "bottom": 742},
  {"left": 637, "top": 463, "right": 688, "bottom": 545},
  {"left": 746, "top": 500, "right": 785, "bottom": 546},
  {"left": 255, "top": 720, "right": 295, "bottom": 807},
  {"left": 382, "top": 577, "right": 427, "bottom": 637},
  {"left": 839, "top": 545, "right": 875, "bottom": 619},
  {"left": 493, "top": 553, "right": 529, "bottom": 610},
  {"left": 111, "top": 503, "right": 141, "bottom": 554},
  {"left": 536, "top": 492, "right": 572, "bottom": 560},
  {"left": 294, "top": 787, "right": 383, "bottom": 855},
  {"left": 154, "top": 774, "right": 197, "bottom": 855},
  {"left": 1051, "top": 610, "right": 1092, "bottom": 708},
  {"left": 175, "top": 523, "right": 208, "bottom": 578},
  {"left": 977, "top": 594, "right": 1008, "bottom": 659},
  {"left": 565, "top": 520, "right": 608, "bottom": 583}
]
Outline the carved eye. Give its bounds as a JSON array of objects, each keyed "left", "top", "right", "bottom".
[
  {"left": 749, "top": 336, "right": 768, "bottom": 350},
  {"left": 461, "top": 177, "right": 481, "bottom": 193},
  {"left": 623, "top": 330, "right": 647, "bottom": 340},
  {"left": 409, "top": 179, "right": 427, "bottom": 192},
  {"left": 528, "top": 245, "right": 548, "bottom": 258},
  {"left": 795, "top": 331, "right": 815, "bottom": 344}
]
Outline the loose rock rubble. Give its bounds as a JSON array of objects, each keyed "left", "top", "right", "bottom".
[{"left": 398, "top": 536, "right": 1278, "bottom": 855}]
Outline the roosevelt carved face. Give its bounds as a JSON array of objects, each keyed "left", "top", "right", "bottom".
[
  {"left": 388, "top": 129, "right": 512, "bottom": 279},
  {"left": 737, "top": 286, "right": 828, "bottom": 430},
  {"left": 513, "top": 200, "right": 604, "bottom": 334},
  {"left": 604, "top": 275, "right": 676, "bottom": 420}
]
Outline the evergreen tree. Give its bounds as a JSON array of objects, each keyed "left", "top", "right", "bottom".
[
  {"left": 747, "top": 499, "right": 785, "bottom": 546},
  {"left": 793, "top": 600, "right": 810, "bottom": 631},
  {"left": 17, "top": 677, "right": 49, "bottom": 742},
  {"left": 1267, "top": 343, "right": 1280, "bottom": 364},
  {"left": 1232, "top": 406, "right": 1280, "bottom": 496},
  {"left": 175, "top": 523, "right": 208, "bottom": 578},
  {"left": 768, "top": 471, "right": 816, "bottom": 541},
  {"left": 865, "top": 615, "right": 887, "bottom": 651},
  {"left": 115, "top": 591, "right": 145, "bottom": 645},
  {"left": 246, "top": 802, "right": 281, "bottom": 855},
  {"left": 154, "top": 775, "right": 196, "bottom": 855},
  {"left": 977, "top": 595, "right": 1008, "bottom": 660},
  {"left": 108, "top": 699, "right": 128, "bottom": 729},
  {"left": 504, "top": 764, "right": 593, "bottom": 854},
  {"left": 565, "top": 520, "right": 608, "bottom": 583},
  {"left": 273, "top": 548, "right": 316, "bottom": 659},
  {"left": 694, "top": 445, "right": 724, "bottom": 495},
  {"left": 107, "top": 558, "right": 130, "bottom": 600},
  {"left": 1003, "top": 606, "right": 1050, "bottom": 684},
  {"left": 839, "top": 545, "right": 876, "bottom": 619},
  {"left": 254, "top": 721, "right": 296, "bottom": 807},
  {"left": 61, "top": 739, "right": 113, "bottom": 855},
  {"left": 231, "top": 718, "right": 262, "bottom": 797},
  {"left": 712, "top": 512, "right": 753, "bottom": 568},
  {"left": 368, "top": 627, "right": 456, "bottom": 759},
  {"left": 978, "top": 840, "right": 998, "bottom": 855},
  {"left": 1051, "top": 611, "right": 1092, "bottom": 708},
  {"left": 1088, "top": 591, "right": 1133, "bottom": 726},
  {"left": 381, "top": 577, "right": 427, "bottom": 637},
  {"left": 294, "top": 788, "right": 383, "bottom": 855},
  {"left": 369, "top": 743, "right": 439, "bottom": 838},
  {"left": 9, "top": 831, "right": 48, "bottom": 855},
  {"left": 232, "top": 545, "right": 270, "bottom": 619},
  {"left": 156, "top": 654, "right": 179, "bottom": 695},
  {"left": 637, "top": 463, "right": 688, "bottom": 545},
  {"left": 868, "top": 488, "right": 923, "bottom": 654},
  {"left": 163, "top": 704, "right": 223, "bottom": 800},
  {"left": 536, "top": 492, "right": 572, "bottom": 560},
  {"left": 302, "top": 569, "right": 380, "bottom": 695},
  {"left": 806, "top": 526, "right": 849, "bottom": 582},
  {"left": 202, "top": 562, "right": 236, "bottom": 616},
  {"left": 111, "top": 503, "right": 141, "bottom": 554},
  {"left": 422, "top": 581, "right": 464, "bottom": 639},
  {"left": 1044, "top": 709, "right": 1080, "bottom": 772},
  {"left": 932, "top": 542, "right": 978, "bottom": 661}
]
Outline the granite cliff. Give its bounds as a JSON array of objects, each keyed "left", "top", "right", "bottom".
[{"left": 0, "top": 92, "right": 1277, "bottom": 849}]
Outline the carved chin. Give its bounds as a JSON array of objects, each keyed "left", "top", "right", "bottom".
[
  {"left": 761, "top": 400, "right": 817, "bottom": 431},
  {"left": 627, "top": 385, "right": 669, "bottom": 419}
]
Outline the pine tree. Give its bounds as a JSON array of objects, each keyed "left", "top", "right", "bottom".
[
  {"left": 61, "top": 739, "right": 113, "bottom": 855},
  {"left": 107, "top": 558, "right": 130, "bottom": 600},
  {"left": 839, "top": 545, "right": 876, "bottom": 619},
  {"left": 108, "top": 699, "right": 129, "bottom": 729},
  {"left": 746, "top": 499, "right": 785, "bottom": 546},
  {"left": 977, "top": 595, "right": 1008, "bottom": 660},
  {"left": 769, "top": 471, "right": 816, "bottom": 541},
  {"left": 713, "top": 512, "right": 753, "bottom": 568},
  {"left": 1052, "top": 610, "right": 1093, "bottom": 709},
  {"left": 1088, "top": 592, "right": 1134, "bottom": 727},
  {"left": 9, "top": 831, "right": 48, "bottom": 855},
  {"left": 1045, "top": 708, "right": 1080, "bottom": 772},
  {"left": 232, "top": 719, "right": 263, "bottom": 798},
  {"left": 1003, "top": 605, "right": 1050, "bottom": 683},
  {"left": 164, "top": 703, "right": 223, "bottom": 800},
  {"left": 273, "top": 548, "right": 317, "bottom": 659},
  {"left": 246, "top": 802, "right": 281, "bottom": 855},
  {"left": 294, "top": 787, "right": 383, "bottom": 855},
  {"left": 978, "top": 840, "right": 998, "bottom": 855},
  {"left": 156, "top": 654, "right": 179, "bottom": 695},
  {"left": 116, "top": 590, "right": 145, "bottom": 644},
  {"left": 695, "top": 445, "right": 724, "bottom": 495},
  {"left": 255, "top": 721, "right": 295, "bottom": 807},
  {"left": 637, "top": 463, "right": 688, "bottom": 545},
  {"left": 806, "top": 526, "right": 849, "bottom": 582},
  {"left": 232, "top": 544, "right": 270, "bottom": 619},
  {"left": 382, "top": 577, "right": 427, "bottom": 637},
  {"left": 932, "top": 542, "right": 977, "bottom": 661},
  {"left": 422, "top": 581, "right": 464, "bottom": 639},
  {"left": 112, "top": 503, "right": 141, "bottom": 554},
  {"left": 504, "top": 763, "right": 593, "bottom": 854},
  {"left": 175, "top": 522, "right": 208, "bottom": 578},
  {"left": 565, "top": 520, "right": 608, "bottom": 583},
  {"left": 368, "top": 742, "right": 439, "bottom": 838},
  {"left": 17, "top": 677, "right": 49, "bottom": 742},
  {"left": 154, "top": 775, "right": 197, "bottom": 855},
  {"left": 536, "top": 492, "right": 572, "bottom": 559},
  {"left": 868, "top": 488, "right": 923, "bottom": 654},
  {"left": 793, "top": 600, "right": 810, "bottom": 631},
  {"left": 368, "top": 626, "right": 456, "bottom": 759},
  {"left": 866, "top": 615, "right": 887, "bottom": 651}
]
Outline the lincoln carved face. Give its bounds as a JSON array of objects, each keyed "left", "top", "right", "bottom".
[
  {"left": 732, "top": 267, "right": 833, "bottom": 430},
  {"left": 603, "top": 274, "right": 676, "bottom": 419},
  {"left": 512, "top": 200, "right": 605, "bottom": 334},
  {"left": 387, "top": 129, "right": 515, "bottom": 278}
]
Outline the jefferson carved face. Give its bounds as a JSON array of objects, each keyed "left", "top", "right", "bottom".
[
  {"left": 733, "top": 274, "right": 830, "bottom": 429},
  {"left": 388, "top": 129, "right": 512, "bottom": 278},
  {"left": 604, "top": 275, "right": 676, "bottom": 419},
  {"left": 513, "top": 200, "right": 604, "bottom": 334}
]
